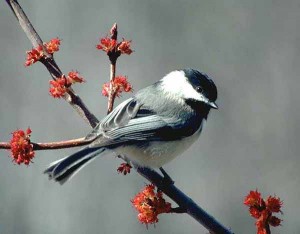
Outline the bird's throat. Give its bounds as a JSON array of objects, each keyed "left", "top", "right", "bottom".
[{"left": 185, "top": 98, "right": 211, "bottom": 119}]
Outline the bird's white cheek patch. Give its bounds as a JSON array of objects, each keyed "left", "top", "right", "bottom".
[
  {"left": 181, "top": 85, "right": 203, "bottom": 101},
  {"left": 161, "top": 70, "right": 202, "bottom": 102}
]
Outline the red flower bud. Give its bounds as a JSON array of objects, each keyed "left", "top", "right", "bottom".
[
  {"left": 25, "top": 38, "right": 61, "bottom": 66},
  {"left": 10, "top": 128, "right": 35, "bottom": 165},
  {"left": 269, "top": 216, "right": 282, "bottom": 227},
  {"left": 131, "top": 184, "right": 172, "bottom": 225},
  {"left": 45, "top": 38, "right": 61, "bottom": 54},
  {"left": 96, "top": 37, "right": 117, "bottom": 53},
  {"left": 117, "top": 39, "right": 133, "bottom": 55},
  {"left": 49, "top": 76, "right": 68, "bottom": 98},
  {"left": 49, "top": 71, "right": 85, "bottom": 98},
  {"left": 117, "top": 163, "right": 132, "bottom": 175},
  {"left": 244, "top": 190, "right": 262, "bottom": 207},
  {"left": 110, "top": 23, "right": 118, "bottom": 39},
  {"left": 249, "top": 207, "right": 261, "bottom": 219},
  {"left": 24, "top": 45, "right": 43, "bottom": 66},
  {"left": 101, "top": 76, "right": 132, "bottom": 98},
  {"left": 67, "top": 71, "right": 85, "bottom": 84},
  {"left": 266, "top": 195, "right": 283, "bottom": 213},
  {"left": 244, "top": 190, "right": 283, "bottom": 234}
]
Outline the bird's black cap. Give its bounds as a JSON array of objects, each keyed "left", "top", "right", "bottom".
[{"left": 183, "top": 68, "right": 217, "bottom": 102}]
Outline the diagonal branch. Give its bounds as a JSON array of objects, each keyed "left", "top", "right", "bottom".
[
  {"left": 137, "top": 167, "right": 234, "bottom": 234},
  {"left": 5, "top": 0, "right": 44, "bottom": 49},
  {"left": 6, "top": 0, "right": 99, "bottom": 128}
]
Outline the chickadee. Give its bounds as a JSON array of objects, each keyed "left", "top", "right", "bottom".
[{"left": 44, "top": 69, "right": 218, "bottom": 184}]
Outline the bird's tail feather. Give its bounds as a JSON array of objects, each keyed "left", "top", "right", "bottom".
[{"left": 44, "top": 147, "right": 106, "bottom": 185}]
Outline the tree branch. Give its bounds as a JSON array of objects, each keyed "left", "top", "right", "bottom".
[
  {"left": 0, "top": 142, "right": 10, "bottom": 149},
  {"left": 6, "top": 0, "right": 99, "bottom": 128},
  {"left": 5, "top": 0, "right": 45, "bottom": 50},
  {"left": 0, "top": 137, "right": 93, "bottom": 150},
  {"left": 4, "top": 2, "right": 234, "bottom": 233},
  {"left": 107, "top": 23, "right": 118, "bottom": 114},
  {"left": 32, "top": 137, "right": 92, "bottom": 150},
  {"left": 107, "top": 62, "right": 116, "bottom": 114},
  {"left": 137, "top": 167, "right": 233, "bottom": 234}
]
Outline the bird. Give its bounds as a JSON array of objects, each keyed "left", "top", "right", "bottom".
[{"left": 44, "top": 68, "right": 218, "bottom": 184}]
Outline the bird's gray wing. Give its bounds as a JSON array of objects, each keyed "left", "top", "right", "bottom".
[
  {"left": 85, "top": 97, "right": 158, "bottom": 141},
  {"left": 84, "top": 97, "right": 183, "bottom": 147},
  {"left": 90, "top": 115, "right": 181, "bottom": 147}
]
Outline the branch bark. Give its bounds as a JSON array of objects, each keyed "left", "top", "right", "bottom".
[
  {"left": 6, "top": 0, "right": 99, "bottom": 128},
  {"left": 107, "top": 62, "right": 116, "bottom": 114},
  {"left": 4, "top": 1, "right": 234, "bottom": 233},
  {"left": 0, "top": 137, "right": 93, "bottom": 150},
  {"left": 137, "top": 167, "right": 233, "bottom": 234},
  {"left": 107, "top": 23, "right": 118, "bottom": 114}
]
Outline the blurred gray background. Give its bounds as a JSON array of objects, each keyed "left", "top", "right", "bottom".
[{"left": 0, "top": 0, "right": 299, "bottom": 233}]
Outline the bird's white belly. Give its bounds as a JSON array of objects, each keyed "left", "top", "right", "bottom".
[{"left": 117, "top": 124, "right": 203, "bottom": 168}]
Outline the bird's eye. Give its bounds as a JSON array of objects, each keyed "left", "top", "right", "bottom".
[{"left": 196, "top": 86, "right": 203, "bottom": 93}]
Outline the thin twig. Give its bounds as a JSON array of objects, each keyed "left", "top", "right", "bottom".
[
  {"left": 5, "top": 0, "right": 47, "bottom": 52},
  {"left": 32, "top": 137, "right": 93, "bottom": 150},
  {"left": 6, "top": 0, "right": 99, "bottom": 128},
  {"left": 107, "top": 23, "right": 118, "bottom": 114},
  {"left": 0, "top": 142, "right": 10, "bottom": 149},
  {"left": 107, "top": 62, "right": 116, "bottom": 113},
  {"left": 0, "top": 137, "right": 93, "bottom": 150}
]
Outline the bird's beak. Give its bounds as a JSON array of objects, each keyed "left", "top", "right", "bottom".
[
  {"left": 208, "top": 101, "right": 218, "bottom": 109},
  {"left": 201, "top": 95, "right": 218, "bottom": 109}
]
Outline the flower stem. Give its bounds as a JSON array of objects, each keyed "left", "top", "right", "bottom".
[{"left": 107, "top": 62, "right": 116, "bottom": 114}]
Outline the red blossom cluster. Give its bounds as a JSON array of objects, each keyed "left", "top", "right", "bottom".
[
  {"left": 45, "top": 38, "right": 61, "bottom": 54},
  {"left": 117, "top": 163, "right": 132, "bottom": 175},
  {"left": 102, "top": 75, "right": 132, "bottom": 97},
  {"left": 96, "top": 37, "right": 117, "bottom": 53},
  {"left": 10, "top": 128, "right": 35, "bottom": 165},
  {"left": 96, "top": 26, "right": 133, "bottom": 56},
  {"left": 244, "top": 190, "right": 283, "bottom": 234},
  {"left": 49, "top": 71, "right": 85, "bottom": 98},
  {"left": 49, "top": 77, "right": 67, "bottom": 98},
  {"left": 118, "top": 39, "right": 133, "bottom": 55},
  {"left": 96, "top": 37, "right": 132, "bottom": 55},
  {"left": 131, "top": 184, "right": 172, "bottom": 225},
  {"left": 24, "top": 45, "right": 44, "bottom": 67},
  {"left": 67, "top": 71, "right": 86, "bottom": 84},
  {"left": 25, "top": 38, "right": 61, "bottom": 66}
]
